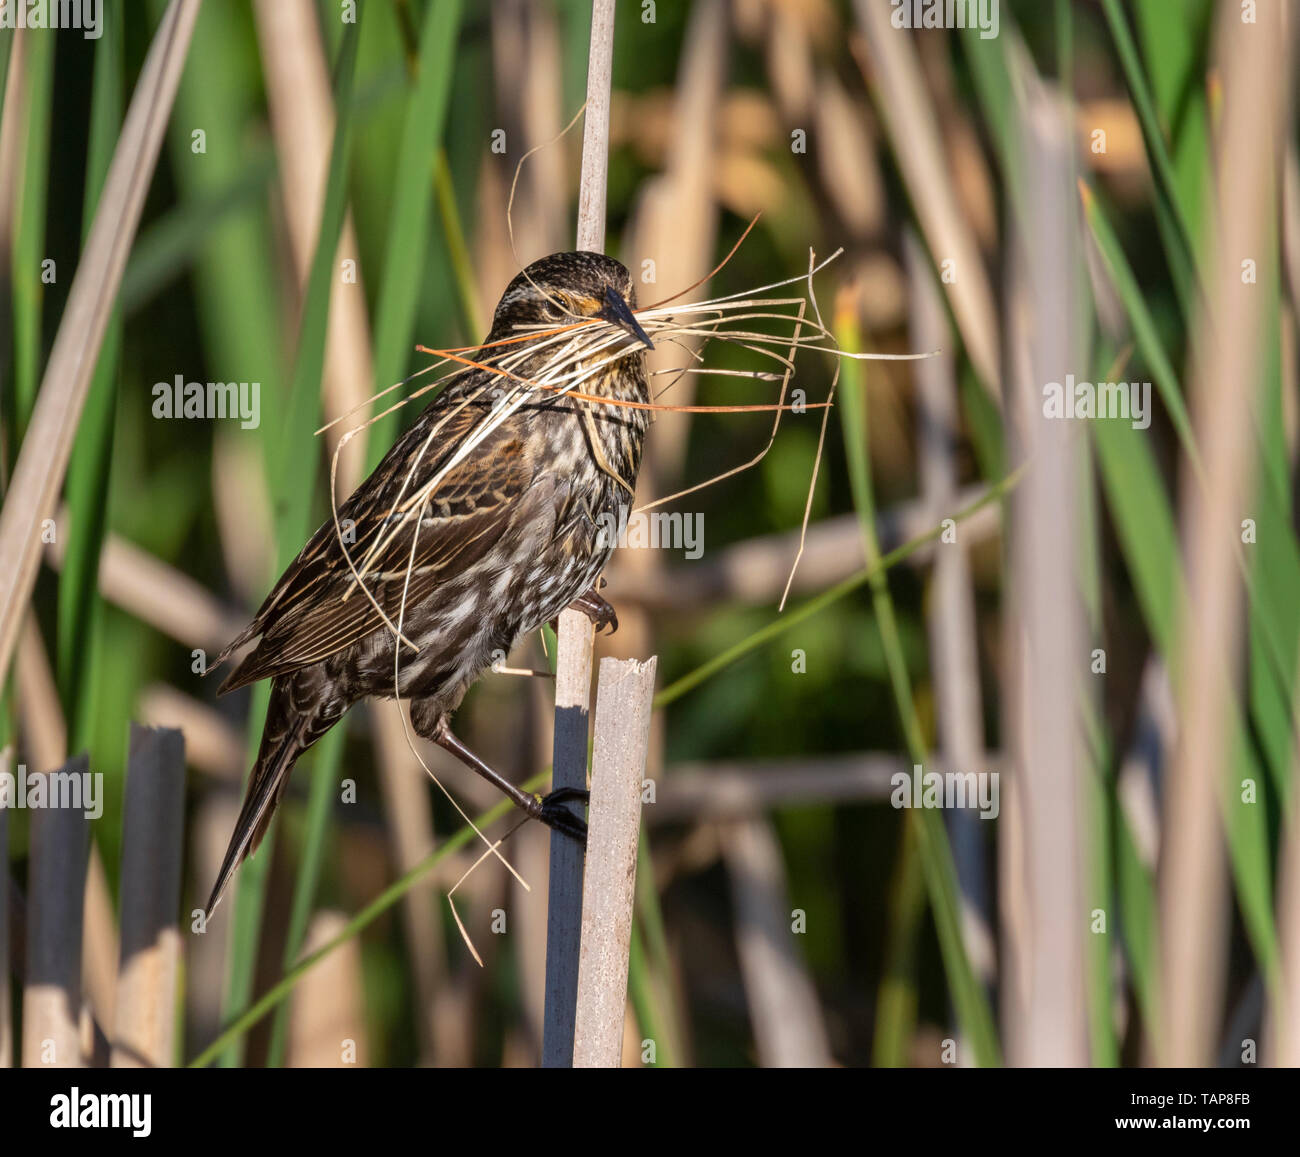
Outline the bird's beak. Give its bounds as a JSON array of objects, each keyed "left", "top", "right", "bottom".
[{"left": 598, "top": 286, "right": 654, "bottom": 351}]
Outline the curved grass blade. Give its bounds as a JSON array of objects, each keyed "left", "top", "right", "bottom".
[
  {"left": 1093, "top": 419, "right": 1279, "bottom": 995},
  {"left": 10, "top": 27, "right": 53, "bottom": 432},
  {"left": 365, "top": 0, "right": 463, "bottom": 471},
  {"left": 1078, "top": 181, "right": 1196, "bottom": 465},
  {"left": 1129, "top": 0, "right": 1212, "bottom": 254},
  {"left": 1083, "top": 184, "right": 1300, "bottom": 811},
  {"left": 1098, "top": 0, "right": 1202, "bottom": 317},
  {"left": 145, "top": 0, "right": 284, "bottom": 465},
  {"left": 836, "top": 307, "right": 1000, "bottom": 1068},
  {"left": 59, "top": 1, "right": 124, "bottom": 755}
]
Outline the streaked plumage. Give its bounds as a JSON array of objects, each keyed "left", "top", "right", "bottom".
[{"left": 206, "top": 251, "right": 651, "bottom": 915}]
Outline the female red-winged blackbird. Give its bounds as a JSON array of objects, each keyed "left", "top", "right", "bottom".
[{"left": 206, "top": 251, "right": 653, "bottom": 916}]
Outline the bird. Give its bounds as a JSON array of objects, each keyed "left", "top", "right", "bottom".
[{"left": 204, "top": 251, "right": 654, "bottom": 917}]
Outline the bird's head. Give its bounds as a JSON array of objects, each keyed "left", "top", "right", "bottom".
[{"left": 490, "top": 251, "right": 654, "bottom": 351}]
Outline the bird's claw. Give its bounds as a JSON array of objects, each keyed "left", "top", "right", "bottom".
[
  {"left": 569, "top": 589, "right": 619, "bottom": 635},
  {"left": 534, "top": 787, "right": 589, "bottom": 846}
]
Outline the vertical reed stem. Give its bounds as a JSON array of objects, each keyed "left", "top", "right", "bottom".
[
  {"left": 112, "top": 724, "right": 185, "bottom": 1068},
  {"left": 540, "top": 0, "right": 617, "bottom": 1068},
  {"left": 22, "top": 758, "right": 91, "bottom": 1067},
  {"left": 574, "top": 0, "right": 615, "bottom": 254},
  {"left": 573, "top": 656, "right": 655, "bottom": 1067},
  {"left": 541, "top": 609, "right": 595, "bottom": 1066}
]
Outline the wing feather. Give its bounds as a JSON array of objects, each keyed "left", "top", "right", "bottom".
[{"left": 217, "top": 396, "right": 533, "bottom": 692}]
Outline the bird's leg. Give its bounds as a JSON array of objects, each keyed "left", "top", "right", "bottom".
[
  {"left": 557, "top": 587, "right": 619, "bottom": 635},
  {"left": 425, "top": 714, "right": 588, "bottom": 845}
]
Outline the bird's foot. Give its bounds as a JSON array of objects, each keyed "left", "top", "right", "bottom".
[
  {"left": 567, "top": 588, "right": 619, "bottom": 635},
  {"left": 532, "top": 786, "right": 589, "bottom": 845},
  {"left": 427, "top": 713, "right": 587, "bottom": 846}
]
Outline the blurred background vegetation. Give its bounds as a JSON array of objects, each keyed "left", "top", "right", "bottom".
[{"left": 2, "top": 0, "right": 1297, "bottom": 1068}]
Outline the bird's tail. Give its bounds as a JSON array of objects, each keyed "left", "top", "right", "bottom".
[{"left": 205, "top": 682, "right": 316, "bottom": 918}]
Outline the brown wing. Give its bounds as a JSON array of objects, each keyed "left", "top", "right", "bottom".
[{"left": 216, "top": 398, "right": 534, "bottom": 692}]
